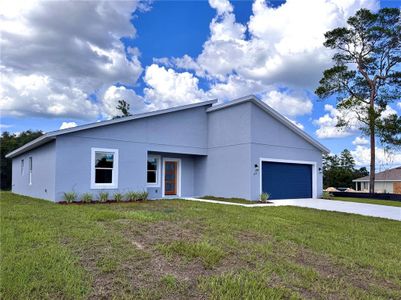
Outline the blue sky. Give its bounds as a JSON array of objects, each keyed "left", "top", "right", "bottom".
[{"left": 1, "top": 0, "right": 400, "bottom": 167}]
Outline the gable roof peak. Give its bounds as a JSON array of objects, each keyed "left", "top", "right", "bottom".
[{"left": 207, "top": 95, "right": 329, "bottom": 153}]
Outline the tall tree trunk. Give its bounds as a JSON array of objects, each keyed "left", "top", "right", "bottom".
[
  {"left": 369, "top": 89, "right": 376, "bottom": 194},
  {"left": 369, "top": 128, "right": 375, "bottom": 194}
]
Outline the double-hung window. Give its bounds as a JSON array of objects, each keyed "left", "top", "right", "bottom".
[
  {"left": 91, "top": 148, "right": 119, "bottom": 189},
  {"left": 147, "top": 155, "right": 160, "bottom": 186}
]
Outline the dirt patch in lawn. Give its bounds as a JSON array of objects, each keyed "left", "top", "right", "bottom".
[
  {"left": 113, "top": 220, "right": 212, "bottom": 297},
  {"left": 116, "top": 220, "right": 256, "bottom": 298},
  {"left": 292, "top": 246, "right": 400, "bottom": 297}
]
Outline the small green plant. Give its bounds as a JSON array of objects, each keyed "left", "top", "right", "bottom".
[
  {"left": 113, "top": 192, "right": 123, "bottom": 202},
  {"left": 140, "top": 191, "right": 148, "bottom": 201},
  {"left": 161, "top": 274, "right": 178, "bottom": 291},
  {"left": 63, "top": 191, "right": 77, "bottom": 203},
  {"left": 125, "top": 191, "right": 139, "bottom": 201},
  {"left": 98, "top": 192, "right": 109, "bottom": 203},
  {"left": 81, "top": 192, "right": 92, "bottom": 203},
  {"left": 322, "top": 191, "right": 334, "bottom": 200},
  {"left": 260, "top": 192, "right": 270, "bottom": 203},
  {"left": 125, "top": 191, "right": 148, "bottom": 201}
]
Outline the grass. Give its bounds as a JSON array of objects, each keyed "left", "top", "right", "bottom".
[
  {"left": 158, "top": 240, "right": 225, "bottom": 268},
  {"left": 200, "top": 195, "right": 262, "bottom": 204},
  {"left": 331, "top": 196, "right": 401, "bottom": 207},
  {"left": 1, "top": 191, "right": 401, "bottom": 299}
]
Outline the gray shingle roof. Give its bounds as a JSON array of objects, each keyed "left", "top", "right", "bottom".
[{"left": 353, "top": 166, "right": 401, "bottom": 182}]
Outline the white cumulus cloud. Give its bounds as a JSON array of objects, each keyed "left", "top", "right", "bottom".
[
  {"left": 313, "top": 104, "right": 360, "bottom": 138},
  {"left": 352, "top": 136, "right": 369, "bottom": 146},
  {"left": 59, "top": 122, "right": 78, "bottom": 130},
  {"left": 100, "top": 85, "right": 153, "bottom": 117},
  {"left": 351, "top": 146, "right": 401, "bottom": 167},
  {"left": 260, "top": 90, "right": 312, "bottom": 117},
  {"left": 150, "top": 0, "right": 377, "bottom": 118},
  {"left": 0, "top": 0, "right": 143, "bottom": 119},
  {"left": 143, "top": 64, "right": 207, "bottom": 109},
  {"left": 314, "top": 103, "right": 399, "bottom": 139}
]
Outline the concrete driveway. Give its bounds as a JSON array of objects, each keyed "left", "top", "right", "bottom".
[
  {"left": 183, "top": 197, "right": 401, "bottom": 221},
  {"left": 271, "top": 199, "right": 401, "bottom": 221}
]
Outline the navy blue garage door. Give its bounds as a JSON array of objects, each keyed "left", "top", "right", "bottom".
[{"left": 262, "top": 162, "right": 312, "bottom": 200}]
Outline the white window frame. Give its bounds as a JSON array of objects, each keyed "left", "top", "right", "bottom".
[
  {"left": 28, "top": 157, "right": 32, "bottom": 185},
  {"left": 147, "top": 154, "right": 161, "bottom": 187},
  {"left": 259, "top": 157, "right": 317, "bottom": 199},
  {"left": 21, "top": 159, "right": 24, "bottom": 175},
  {"left": 91, "top": 148, "right": 119, "bottom": 189}
]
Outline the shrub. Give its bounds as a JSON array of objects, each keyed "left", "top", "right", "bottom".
[
  {"left": 81, "top": 193, "right": 92, "bottom": 203},
  {"left": 113, "top": 192, "right": 124, "bottom": 202},
  {"left": 322, "top": 191, "right": 334, "bottom": 199},
  {"left": 125, "top": 191, "right": 139, "bottom": 201},
  {"left": 63, "top": 191, "right": 77, "bottom": 203},
  {"left": 98, "top": 192, "right": 109, "bottom": 202},
  {"left": 140, "top": 191, "right": 149, "bottom": 201},
  {"left": 125, "top": 191, "right": 148, "bottom": 201},
  {"left": 260, "top": 192, "right": 270, "bottom": 202}
]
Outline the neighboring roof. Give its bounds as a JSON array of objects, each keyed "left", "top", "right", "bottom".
[
  {"left": 207, "top": 95, "right": 330, "bottom": 153},
  {"left": 6, "top": 99, "right": 217, "bottom": 158},
  {"left": 353, "top": 166, "right": 401, "bottom": 182}
]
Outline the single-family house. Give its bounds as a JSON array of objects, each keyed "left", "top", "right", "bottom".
[
  {"left": 353, "top": 167, "right": 401, "bottom": 194},
  {"left": 6, "top": 95, "right": 329, "bottom": 201}
]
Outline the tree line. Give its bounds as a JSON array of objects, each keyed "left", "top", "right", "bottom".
[
  {"left": 323, "top": 149, "right": 369, "bottom": 189},
  {"left": 0, "top": 131, "right": 43, "bottom": 190}
]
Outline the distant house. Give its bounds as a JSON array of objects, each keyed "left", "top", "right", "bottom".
[
  {"left": 353, "top": 167, "right": 401, "bottom": 194},
  {"left": 6, "top": 95, "right": 329, "bottom": 201}
]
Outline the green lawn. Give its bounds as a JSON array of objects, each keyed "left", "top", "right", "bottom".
[
  {"left": 331, "top": 196, "right": 401, "bottom": 207},
  {"left": 199, "top": 195, "right": 270, "bottom": 204},
  {"left": 1, "top": 192, "right": 401, "bottom": 299}
]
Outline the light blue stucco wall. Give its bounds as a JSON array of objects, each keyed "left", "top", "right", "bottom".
[
  {"left": 11, "top": 141, "right": 56, "bottom": 201},
  {"left": 10, "top": 100, "right": 325, "bottom": 202},
  {"left": 53, "top": 106, "right": 209, "bottom": 201},
  {"left": 194, "top": 102, "right": 253, "bottom": 199},
  {"left": 249, "top": 104, "right": 323, "bottom": 200},
  {"left": 195, "top": 102, "right": 323, "bottom": 200}
]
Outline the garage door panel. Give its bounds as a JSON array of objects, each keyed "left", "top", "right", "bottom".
[{"left": 262, "top": 162, "right": 312, "bottom": 200}]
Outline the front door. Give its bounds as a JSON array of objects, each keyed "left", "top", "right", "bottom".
[{"left": 164, "top": 161, "right": 177, "bottom": 196}]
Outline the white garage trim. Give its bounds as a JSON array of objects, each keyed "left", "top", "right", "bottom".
[{"left": 259, "top": 158, "right": 317, "bottom": 199}]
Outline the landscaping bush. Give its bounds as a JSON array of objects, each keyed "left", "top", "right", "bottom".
[
  {"left": 125, "top": 191, "right": 138, "bottom": 201},
  {"left": 260, "top": 193, "right": 270, "bottom": 203},
  {"left": 322, "top": 191, "right": 334, "bottom": 200},
  {"left": 98, "top": 192, "right": 109, "bottom": 202},
  {"left": 81, "top": 193, "right": 92, "bottom": 203},
  {"left": 63, "top": 191, "right": 77, "bottom": 203},
  {"left": 125, "top": 191, "right": 148, "bottom": 201},
  {"left": 113, "top": 192, "right": 123, "bottom": 202},
  {"left": 140, "top": 191, "right": 149, "bottom": 201}
]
